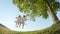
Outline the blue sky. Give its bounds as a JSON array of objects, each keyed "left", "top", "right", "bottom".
[{"left": 0, "top": 0, "right": 60, "bottom": 31}]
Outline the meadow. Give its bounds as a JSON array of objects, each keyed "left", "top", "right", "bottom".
[{"left": 0, "top": 23, "right": 60, "bottom": 34}]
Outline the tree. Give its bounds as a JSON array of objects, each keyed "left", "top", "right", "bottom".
[{"left": 13, "top": 0, "right": 60, "bottom": 24}]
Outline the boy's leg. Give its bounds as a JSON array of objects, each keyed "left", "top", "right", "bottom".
[{"left": 22, "top": 22, "right": 24, "bottom": 29}]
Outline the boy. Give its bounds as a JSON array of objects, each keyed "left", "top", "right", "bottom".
[{"left": 21, "top": 15, "right": 26, "bottom": 28}]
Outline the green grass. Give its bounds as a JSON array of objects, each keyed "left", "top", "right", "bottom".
[{"left": 0, "top": 23, "right": 60, "bottom": 34}]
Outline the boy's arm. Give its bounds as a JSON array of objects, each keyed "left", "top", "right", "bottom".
[{"left": 16, "top": 17, "right": 18, "bottom": 19}]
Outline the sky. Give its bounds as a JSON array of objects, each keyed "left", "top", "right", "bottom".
[{"left": 0, "top": 0, "right": 60, "bottom": 31}]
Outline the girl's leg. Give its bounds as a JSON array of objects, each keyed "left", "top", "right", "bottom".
[
  {"left": 15, "top": 22, "right": 18, "bottom": 27},
  {"left": 19, "top": 22, "right": 21, "bottom": 27}
]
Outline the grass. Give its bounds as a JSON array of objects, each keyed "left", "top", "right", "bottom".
[{"left": 0, "top": 23, "right": 60, "bottom": 34}]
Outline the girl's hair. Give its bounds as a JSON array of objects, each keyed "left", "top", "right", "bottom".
[{"left": 23, "top": 15, "right": 26, "bottom": 17}]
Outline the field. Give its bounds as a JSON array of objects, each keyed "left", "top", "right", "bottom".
[{"left": 0, "top": 23, "right": 60, "bottom": 34}]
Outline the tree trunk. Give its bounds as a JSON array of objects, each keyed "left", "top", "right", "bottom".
[{"left": 44, "top": 0, "right": 59, "bottom": 24}]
